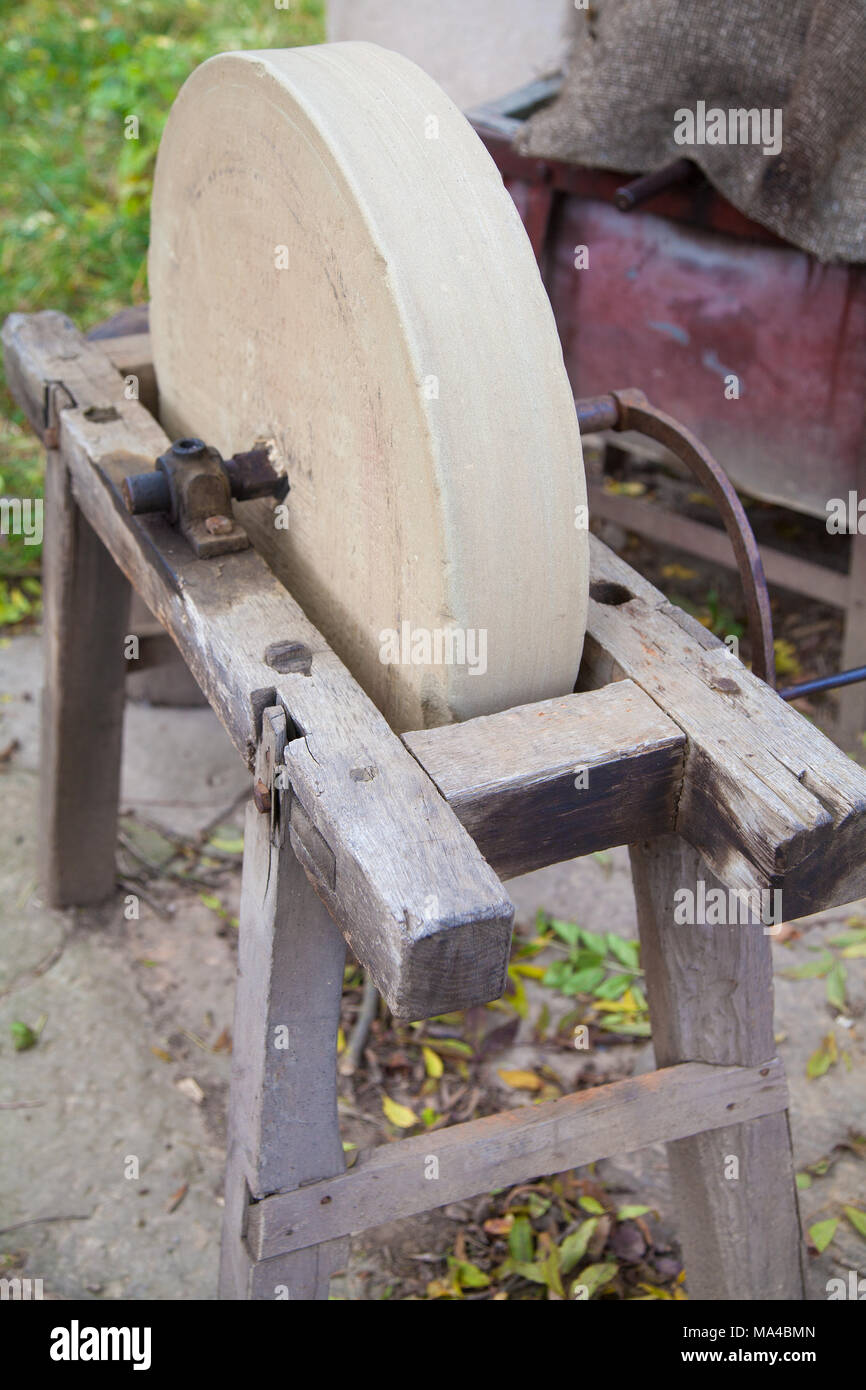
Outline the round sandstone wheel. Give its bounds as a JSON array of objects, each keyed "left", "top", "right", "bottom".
[{"left": 149, "top": 42, "right": 588, "bottom": 731}]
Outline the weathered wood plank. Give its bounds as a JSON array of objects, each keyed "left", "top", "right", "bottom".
[
  {"left": 629, "top": 835, "right": 805, "bottom": 1301},
  {"left": 40, "top": 447, "right": 130, "bottom": 905},
  {"left": 583, "top": 533, "right": 866, "bottom": 917},
  {"left": 247, "top": 1058, "right": 789, "bottom": 1260},
  {"left": 86, "top": 331, "right": 158, "bottom": 417},
  {"left": 219, "top": 709, "right": 348, "bottom": 1299},
  {"left": 404, "top": 683, "right": 684, "bottom": 878},
  {"left": 2, "top": 310, "right": 513, "bottom": 1020}
]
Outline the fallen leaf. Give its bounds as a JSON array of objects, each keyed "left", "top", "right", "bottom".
[
  {"left": 381, "top": 1094, "right": 418, "bottom": 1129},
  {"left": 211, "top": 1027, "right": 232, "bottom": 1054},
  {"left": 844, "top": 1206, "right": 866, "bottom": 1239},
  {"left": 497, "top": 1068, "right": 542, "bottom": 1092},
  {"left": 508, "top": 1213, "right": 534, "bottom": 1263},
  {"left": 484, "top": 1215, "right": 514, "bottom": 1238},
  {"left": 10, "top": 1021, "right": 37, "bottom": 1052},
  {"left": 570, "top": 1261, "right": 617, "bottom": 1299},
  {"left": 559, "top": 1218, "right": 597, "bottom": 1273},
  {"left": 808, "top": 1218, "right": 838, "bottom": 1253},
  {"left": 448, "top": 1257, "right": 489, "bottom": 1289},
  {"left": 166, "top": 1183, "right": 188, "bottom": 1213},
  {"left": 579, "top": 1195, "right": 605, "bottom": 1215},
  {"left": 150, "top": 1045, "right": 173, "bottom": 1064},
  {"left": 422, "top": 1046, "right": 444, "bottom": 1079}
]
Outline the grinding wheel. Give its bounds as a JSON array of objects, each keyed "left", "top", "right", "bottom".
[{"left": 149, "top": 42, "right": 588, "bottom": 731}]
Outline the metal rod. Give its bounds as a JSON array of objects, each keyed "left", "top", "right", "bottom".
[
  {"left": 780, "top": 666, "right": 866, "bottom": 701},
  {"left": 576, "top": 387, "right": 777, "bottom": 687},
  {"left": 615, "top": 157, "right": 696, "bottom": 212}
]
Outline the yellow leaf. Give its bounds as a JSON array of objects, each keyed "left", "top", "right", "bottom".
[
  {"left": 660, "top": 563, "right": 696, "bottom": 581},
  {"left": 422, "top": 1046, "right": 444, "bottom": 1079},
  {"left": 510, "top": 963, "right": 547, "bottom": 979},
  {"left": 336, "top": 1027, "right": 346, "bottom": 1055},
  {"left": 382, "top": 1094, "right": 418, "bottom": 1129},
  {"left": 498, "top": 1068, "right": 542, "bottom": 1091}
]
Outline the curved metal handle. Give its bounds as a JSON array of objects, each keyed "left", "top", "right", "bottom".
[{"left": 576, "top": 389, "right": 776, "bottom": 686}]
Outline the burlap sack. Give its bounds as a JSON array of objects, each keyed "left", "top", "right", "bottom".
[{"left": 516, "top": 0, "right": 866, "bottom": 263}]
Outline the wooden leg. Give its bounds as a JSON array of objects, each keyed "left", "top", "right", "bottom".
[
  {"left": 629, "top": 835, "right": 805, "bottom": 1300},
  {"left": 41, "top": 450, "right": 130, "bottom": 906},
  {"left": 219, "top": 707, "right": 348, "bottom": 1300}
]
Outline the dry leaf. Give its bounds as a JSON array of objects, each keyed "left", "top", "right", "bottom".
[
  {"left": 382, "top": 1094, "right": 418, "bottom": 1129},
  {"left": 166, "top": 1183, "right": 188, "bottom": 1213},
  {"left": 422, "top": 1046, "right": 444, "bottom": 1079},
  {"left": 498, "top": 1068, "right": 542, "bottom": 1091}
]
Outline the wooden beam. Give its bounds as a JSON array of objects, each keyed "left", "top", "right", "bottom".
[
  {"left": 404, "top": 682, "right": 684, "bottom": 878},
  {"left": 40, "top": 448, "right": 130, "bottom": 905},
  {"left": 246, "top": 1058, "right": 789, "bottom": 1259},
  {"left": 582, "top": 534, "right": 866, "bottom": 918},
  {"left": 89, "top": 332, "right": 158, "bottom": 417},
  {"left": 2, "top": 310, "right": 513, "bottom": 1021},
  {"left": 220, "top": 709, "right": 348, "bottom": 1299},
  {"left": 630, "top": 836, "right": 805, "bottom": 1300}
]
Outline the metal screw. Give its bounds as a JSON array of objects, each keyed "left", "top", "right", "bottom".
[{"left": 253, "top": 778, "right": 271, "bottom": 814}]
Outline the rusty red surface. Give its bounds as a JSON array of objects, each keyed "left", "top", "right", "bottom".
[{"left": 480, "top": 131, "right": 866, "bottom": 519}]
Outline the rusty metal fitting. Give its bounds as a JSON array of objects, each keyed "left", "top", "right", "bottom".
[
  {"left": 122, "top": 437, "right": 289, "bottom": 559},
  {"left": 576, "top": 388, "right": 776, "bottom": 687}
]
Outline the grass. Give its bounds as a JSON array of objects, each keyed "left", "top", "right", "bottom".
[{"left": 0, "top": 0, "right": 325, "bottom": 624}]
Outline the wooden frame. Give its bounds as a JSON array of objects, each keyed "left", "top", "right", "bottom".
[{"left": 8, "top": 309, "right": 866, "bottom": 1299}]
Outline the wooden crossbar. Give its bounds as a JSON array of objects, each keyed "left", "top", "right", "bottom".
[{"left": 247, "top": 1058, "right": 789, "bottom": 1260}]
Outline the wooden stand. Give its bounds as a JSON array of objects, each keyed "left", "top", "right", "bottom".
[{"left": 9, "top": 310, "right": 866, "bottom": 1300}]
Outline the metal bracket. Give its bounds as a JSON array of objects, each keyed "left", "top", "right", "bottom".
[
  {"left": 121, "top": 436, "right": 289, "bottom": 559},
  {"left": 42, "top": 379, "right": 77, "bottom": 448}
]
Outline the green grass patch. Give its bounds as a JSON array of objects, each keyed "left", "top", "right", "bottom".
[{"left": 0, "top": 0, "right": 324, "bottom": 626}]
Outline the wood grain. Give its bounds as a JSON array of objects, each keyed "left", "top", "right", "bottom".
[
  {"left": 247, "top": 1058, "right": 789, "bottom": 1259},
  {"left": 2, "top": 310, "right": 513, "bottom": 1020},
  {"left": 629, "top": 835, "right": 805, "bottom": 1300},
  {"left": 404, "top": 682, "right": 684, "bottom": 878},
  {"left": 219, "top": 708, "right": 348, "bottom": 1299},
  {"left": 39, "top": 447, "right": 130, "bottom": 905},
  {"left": 583, "top": 534, "right": 866, "bottom": 917}
]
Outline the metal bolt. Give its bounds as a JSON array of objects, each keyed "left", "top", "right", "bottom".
[
  {"left": 253, "top": 778, "right": 271, "bottom": 814},
  {"left": 172, "top": 437, "right": 206, "bottom": 458},
  {"left": 265, "top": 640, "right": 313, "bottom": 676}
]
